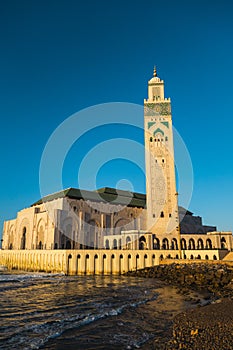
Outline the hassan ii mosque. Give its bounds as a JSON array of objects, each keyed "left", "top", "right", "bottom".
[{"left": 1, "top": 68, "right": 233, "bottom": 275}]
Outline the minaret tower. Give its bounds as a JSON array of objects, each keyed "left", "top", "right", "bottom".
[{"left": 144, "top": 67, "right": 179, "bottom": 236}]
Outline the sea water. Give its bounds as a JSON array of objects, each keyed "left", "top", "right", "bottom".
[{"left": 0, "top": 272, "right": 196, "bottom": 349}]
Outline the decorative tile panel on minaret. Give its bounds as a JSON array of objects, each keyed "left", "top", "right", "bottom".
[{"left": 144, "top": 67, "right": 179, "bottom": 235}]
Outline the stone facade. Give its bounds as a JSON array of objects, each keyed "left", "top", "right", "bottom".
[
  {"left": 2, "top": 189, "right": 146, "bottom": 251},
  {"left": 144, "top": 67, "right": 179, "bottom": 236}
]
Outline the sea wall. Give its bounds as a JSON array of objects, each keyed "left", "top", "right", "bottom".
[
  {"left": 0, "top": 249, "right": 161, "bottom": 275},
  {"left": 0, "top": 249, "right": 226, "bottom": 275}
]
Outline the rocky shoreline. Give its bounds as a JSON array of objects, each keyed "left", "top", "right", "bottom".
[{"left": 125, "top": 263, "right": 233, "bottom": 349}]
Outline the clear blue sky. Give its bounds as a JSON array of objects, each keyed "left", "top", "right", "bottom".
[{"left": 1, "top": 0, "right": 233, "bottom": 238}]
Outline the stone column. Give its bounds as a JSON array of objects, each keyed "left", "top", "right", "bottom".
[{"left": 79, "top": 211, "right": 83, "bottom": 248}]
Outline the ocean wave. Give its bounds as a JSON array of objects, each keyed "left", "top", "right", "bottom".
[
  {"left": 0, "top": 272, "right": 65, "bottom": 283},
  {"left": 0, "top": 291, "right": 158, "bottom": 349}
]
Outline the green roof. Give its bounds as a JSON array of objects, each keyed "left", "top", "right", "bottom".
[
  {"left": 31, "top": 187, "right": 147, "bottom": 208},
  {"left": 31, "top": 187, "right": 193, "bottom": 215}
]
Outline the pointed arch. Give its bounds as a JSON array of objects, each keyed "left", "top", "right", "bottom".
[
  {"left": 171, "top": 238, "right": 178, "bottom": 250},
  {"left": 162, "top": 238, "right": 169, "bottom": 250},
  {"left": 153, "top": 128, "right": 164, "bottom": 136},
  {"left": 197, "top": 238, "right": 204, "bottom": 249},
  {"left": 36, "top": 218, "right": 46, "bottom": 250},
  {"left": 206, "top": 239, "right": 212, "bottom": 249},
  {"left": 19, "top": 218, "right": 30, "bottom": 250},
  {"left": 188, "top": 238, "right": 195, "bottom": 250},
  {"left": 21, "top": 227, "right": 26, "bottom": 250},
  {"left": 221, "top": 237, "right": 227, "bottom": 249},
  {"left": 181, "top": 238, "right": 187, "bottom": 250},
  {"left": 139, "top": 236, "right": 146, "bottom": 250}
]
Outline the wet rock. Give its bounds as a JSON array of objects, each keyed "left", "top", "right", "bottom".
[{"left": 125, "top": 263, "right": 233, "bottom": 299}]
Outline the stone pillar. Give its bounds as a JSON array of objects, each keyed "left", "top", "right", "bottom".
[
  {"left": 79, "top": 211, "right": 83, "bottom": 247},
  {"left": 100, "top": 213, "right": 104, "bottom": 248},
  {"left": 79, "top": 253, "right": 86, "bottom": 275},
  {"left": 111, "top": 213, "right": 114, "bottom": 235},
  {"left": 68, "top": 254, "right": 77, "bottom": 275}
]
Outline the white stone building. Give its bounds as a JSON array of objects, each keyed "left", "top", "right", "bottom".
[{"left": 1, "top": 68, "right": 233, "bottom": 272}]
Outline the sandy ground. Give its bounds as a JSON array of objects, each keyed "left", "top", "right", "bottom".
[{"left": 165, "top": 298, "right": 233, "bottom": 350}]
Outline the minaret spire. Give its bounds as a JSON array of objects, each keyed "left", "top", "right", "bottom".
[
  {"left": 144, "top": 69, "right": 178, "bottom": 236},
  {"left": 153, "top": 66, "right": 157, "bottom": 77}
]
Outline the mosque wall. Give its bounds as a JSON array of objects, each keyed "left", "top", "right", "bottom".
[{"left": 0, "top": 248, "right": 226, "bottom": 275}]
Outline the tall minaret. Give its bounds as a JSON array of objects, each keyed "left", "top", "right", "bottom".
[{"left": 144, "top": 67, "right": 179, "bottom": 236}]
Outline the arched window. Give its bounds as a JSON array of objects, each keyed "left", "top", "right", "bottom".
[
  {"left": 181, "top": 238, "right": 187, "bottom": 250},
  {"left": 162, "top": 238, "right": 169, "bottom": 250},
  {"left": 126, "top": 236, "right": 131, "bottom": 249},
  {"left": 21, "top": 227, "right": 26, "bottom": 250},
  {"left": 160, "top": 211, "right": 164, "bottom": 218},
  {"left": 105, "top": 239, "right": 110, "bottom": 249},
  {"left": 153, "top": 238, "right": 160, "bottom": 249},
  {"left": 113, "top": 239, "right": 117, "bottom": 249},
  {"left": 221, "top": 237, "right": 227, "bottom": 249},
  {"left": 139, "top": 236, "right": 146, "bottom": 250},
  {"left": 206, "top": 239, "right": 212, "bottom": 249},
  {"left": 171, "top": 238, "right": 178, "bottom": 250},
  {"left": 188, "top": 239, "right": 195, "bottom": 250},
  {"left": 197, "top": 239, "right": 204, "bottom": 249}
]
